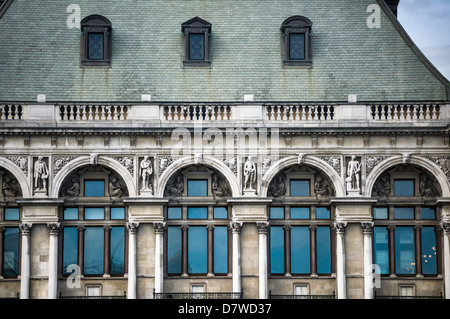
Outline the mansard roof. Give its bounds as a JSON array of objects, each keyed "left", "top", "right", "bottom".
[{"left": 0, "top": 0, "right": 448, "bottom": 102}]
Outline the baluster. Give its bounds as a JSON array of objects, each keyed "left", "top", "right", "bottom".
[
  {"left": 324, "top": 105, "right": 329, "bottom": 120},
  {"left": 431, "top": 104, "right": 437, "bottom": 119},
  {"left": 391, "top": 105, "right": 397, "bottom": 121},
  {"left": 293, "top": 105, "right": 299, "bottom": 121},
  {"left": 99, "top": 105, "right": 105, "bottom": 120},
  {"left": 425, "top": 104, "right": 431, "bottom": 120},
  {"left": 419, "top": 104, "right": 424, "bottom": 120},
  {"left": 268, "top": 106, "right": 273, "bottom": 120},
  {"left": 0, "top": 105, "right": 5, "bottom": 120},
  {"left": 385, "top": 105, "right": 391, "bottom": 120},
  {"left": 120, "top": 105, "right": 125, "bottom": 120},
  {"left": 7, "top": 105, "right": 12, "bottom": 119}
]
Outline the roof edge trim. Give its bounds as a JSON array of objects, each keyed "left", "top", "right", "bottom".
[{"left": 0, "top": 0, "right": 13, "bottom": 19}]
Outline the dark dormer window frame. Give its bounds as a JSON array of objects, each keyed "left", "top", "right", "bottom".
[
  {"left": 80, "top": 15, "right": 112, "bottom": 67},
  {"left": 281, "top": 16, "right": 313, "bottom": 67},
  {"left": 182, "top": 16, "right": 212, "bottom": 67}
]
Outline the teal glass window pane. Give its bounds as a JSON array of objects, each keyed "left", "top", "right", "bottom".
[
  {"left": 88, "top": 33, "right": 104, "bottom": 60},
  {"left": 270, "top": 226, "right": 285, "bottom": 274},
  {"left": 3, "top": 228, "right": 19, "bottom": 276},
  {"left": 167, "top": 227, "right": 182, "bottom": 274},
  {"left": 110, "top": 227, "right": 125, "bottom": 275},
  {"left": 395, "top": 227, "right": 415, "bottom": 275},
  {"left": 394, "top": 180, "right": 414, "bottom": 197},
  {"left": 374, "top": 207, "right": 388, "bottom": 220},
  {"left": 84, "top": 207, "right": 105, "bottom": 220},
  {"left": 421, "top": 207, "right": 436, "bottom": 220},
  {"left": 316, "top": 207, "right": 331, "bottom": 219},
  {"left": 270, "top": 207, "right": 284, "bottom": 219},
  {"left": 290, "top": 180, "right": 310, "bottom": 196},
  {"left": 84, "top": 227, "right": 104, "bottom": 275},
  {"left": 63, "top": 227, "right": 78, "bottom": 275},
  {"left": 374, "top": 227, "right": 389, "bottom": 275},
  {"left": 187, "top": 180, "right": 207, "bottom": 197},
  {"left": 168, "top": 207, "right": 182, "bottom": 219},
  {"left": 188, "top": 207, "right": 207, "bottom": 219},
  {"left": 84, "top": 180, "right": 105, "bottom": 197},
  {"left": 63, "top": 207, "right": 78, "bottom": 220},
  {"left": 291, "top": 226, "right": 310, "bottom": 274},
  {"left": 214, "top": 207, "right": 228, "bottom": 219},
  {"left": 214, "top": 226, "right": 228, "bottom": 274},
  {"left": 189, "top": 33, "right": 205, "bottom": 60},
  {"left": 316, "top": 226, "right": 331, "bottom": 274},
  {"left": 421, "top": 227, "right": 437, "bottom": 275},
  {"left": 290, "top": 207, "right": 310, "bottom": 219},
  {"left": 289, "top": 33, "right": 305, "bottom": 60},
  {"left": 188, "top": 226, "right": 207, "bottom": 274},
  {"left": 111, "top": 207, "right": 125, "bottom": 220},
  {"left": 4, "top": 208, "right": 19, "bottom": 221},
  {"left": 394, "top": 207, "right": 414, "bottom": 220}
]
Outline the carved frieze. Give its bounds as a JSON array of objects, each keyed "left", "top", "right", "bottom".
[
  {"left": 53, "top": 156, "right": 75, "bottom": 175},
  {"left": 319, "top": 156, "right": 341, "bottom": 175},
  {"left": 365, "top": 156, "right": 390, "bottom": 176},
  {"left": 6, "top": 156, "right": 28, "bottom": 177},
  {"left": 114, "top": 156, "right": 134, "bottom": 176}
]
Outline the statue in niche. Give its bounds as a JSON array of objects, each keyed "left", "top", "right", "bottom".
[
  {"left": 314, "top": 176, "right": 330, "bottom": 197},
  {"left": 140, "top": 156, "right": 153, "bottom": 192},
  {"left": 346, "top": 155, "right": 361, "bottom": 191},
  {"left": 166, "top": 175, "right": 184, "bottom": 197},
  {"left": 243, "top": 156, "right": 256, "bottom": 191},
  {"left": 34, "top": 156, "right": 49, "bottom": 192},
  {"left": 2, "top": 175, "right": 21, "bottom": 197},
  {"left": 419, "top": 175, "right": 438, "bottom": 197},
  {"left": 212, "top": 174, "right": 231, "bottom": 197},
  {"left": 60, "top": 175, "right": 80, "bottom": 197},
  {"left": 375, "top": 176, "right": 391, "bottom": 197},
  {"left": 268, "top": 174, "right": 286, "bottom": 197},
  {"left": 109, "top": 175, "right": 124, "bottom": 197}
]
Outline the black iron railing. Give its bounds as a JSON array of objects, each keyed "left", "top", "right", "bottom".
[
  {"left": 269, "top": 291, "right": 336, "bottom": 299},
  {"left": 153, "top": 291, "right": 243, "bottom": 299},
  {"left": 58, "top": 291, "right": 127, "bottom": 299},
  {"left": 374, "top": 292, "right": 443, "bottom": 299}
]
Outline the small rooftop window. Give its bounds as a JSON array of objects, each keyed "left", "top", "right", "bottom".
[
  {"left": 182, "top": 17, "right": 212, "bottom": 67},
  {"left": 281, "top": 16, "right": 313, "bottom": 67},
  {"left": 80, "top": 15, "right": 112, "bottom": 67}
]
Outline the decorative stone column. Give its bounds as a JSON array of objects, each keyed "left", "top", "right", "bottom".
[
  {"left": 334, "top": 221, "right": 347, "bottom": 299},
  {"left": 153, "top": 222, "right": 165, "bottom": 295},
  {"left": 442, "top": 222, "right": 450, "bottom": 299},
  {"left": 126, "top": 222, "right": 139, "bottom": 299},
  {"left": 257, "top": 222, "right": 269, "bottom": 299},
  {"left": 361, "top": 222, "right": 374, "bottom": 299},
  {"left": 19, "top": 223, "right": 32, "bottom": 299},
  {"left": 230, "top": 221, "right": 243, "bottom": 296},
  {"left": 47, "top": 223, "right": 60, "bottom": 299}
]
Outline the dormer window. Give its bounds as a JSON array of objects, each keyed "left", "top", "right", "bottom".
[
  {"left": 182, "top": 17, "right": 212, "bottom": 67},
  {"left": 80, "top": 15, "right": 112, "bottom": 67},
  {"left": 281, "top": 16, "right": 313, "bottom": 67}
]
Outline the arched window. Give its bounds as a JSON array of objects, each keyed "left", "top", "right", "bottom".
[
  {"left": 372, "top": 164, "right": 442, "bottom": 278},
  {"left": 80, "top": 15, "right": 112, "bottom": 67},
  {"left": 164, "top": 165, "right": 231, "bottom": 277},
  {"left": 60, "top": 165, "right": 128, "bottom": 277},
  {"left": 281, "top": 16, "right": 313, "bottom": 66},
  {"left": 268, "top": 165, "right": 335, "bottom": 278}
]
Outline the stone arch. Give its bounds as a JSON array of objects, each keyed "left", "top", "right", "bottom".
[
  {"left": 51, "top": 156, "right": 136, "bottom": 198},
  {"left": 0, "top": 157, "right": 30, "bottom": 198},
  {"left": 365, "top": 155, "right": 450, "bottom": 197},
  {"left": 261, "top": 156, "right": 345, "bottom": 197},
  {"left": 156, "top": 155, "right": 239, "bottom": 198}
]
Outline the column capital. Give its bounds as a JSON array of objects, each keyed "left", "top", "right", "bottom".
[
  {"left": 230, "top": 221, "right": 243, "bottom": 233},
  {"left": 441, "top": 222, "right": 450, "bottom": 235},
  {"left": 257, "top": 222, "right": 269, "bottom": 234},
  {"left": 333, "top": 221, "right": 347, "bottom": 234},
  {"left": 361, "top": 222, "right": 374, "bottom": 235},
  {"left": 47, "top": 222, "right": 61, "bottom": 235},
  {"left": 19, "top": 223, "right": 32, "bottom": 235},
  {"left": 153, "top": 222, "right": 166, "bottom": 234},
  {"left": 126, "top": 222, "right": 139, "bottom": 234}
]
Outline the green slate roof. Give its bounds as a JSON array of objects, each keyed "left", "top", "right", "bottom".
[{"left": 0, "top": 0, "right": 448, "bottom": 103}]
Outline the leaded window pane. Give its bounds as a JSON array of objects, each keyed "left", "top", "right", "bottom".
[
  {"left": 394, "top": 207, "right": 414, "bottom": 220},
  {"left": 289, "top": 33, "right": 305, "bottom": 60},
  {"left": 270, "top": 207, "right": 284, "bottom": 219},
  {"left": 290, "top": 207, "right": 309, "bottom": 219},
  {"left": 3, "top": 228, "right": 19, "bottom": 276},
  {"left": 189, "top": 33, "right": 205, "bottom": 60},
  {"left": 188, "top": 226, "right": 207, "bottom": 274},
  {"left": 394, "top": 179, "right": 414, "bottom": 197},
  {"left": 316, "top": 207, "right": 331, "bottom": 219},
  {"left": 111, "top": 207, "right": 125, "bottom": 220},
  {"left": 290, "top": 180, "right": 310, "bottom": 196},
  {"left": 374, "top": 227, "right": 389, "bottom": 275},
  {"left": 64, "top": 207, "right": 78, "bottom": 220},
  {"left": 110, "top": 226, "right": 125, "bottom": 275},
  {"left": 214, "top": 226, "right": 228, "bottom": 274},
  {"left": 374, "top": 207, "right": 388, "bottom": 220},
  {"left": 187, "top": 207, "right": 207, "bottom": 219},
  {"left": 168, "top": 207, "right": 182, "bottom": 219},
  {"left": 187, "top": 180, "right": 207, "bottom": 196},
  {"left": 421, "top": 207, "right": 436, "bottom": 220},
  {"left": 63, "top": 227, "right": 78, "bottom": 275},
  {"left": 395, "top": 227, "right": 415, "bottom": 275},
  {"left": 421, "top": 226, "right": 437, "bottom": 275},
  {"left": 316, "top": 226, "right": 331, "bottom": 274},
  {"left": 84, "top": 207, "right": 105, "bottom": 220},
  {"left": 88, "top": 33, "right": 104, "bottom": 60},
  {"left": 291, "top": 226, "right": 310, "bottom": 274},
  {"left": 84, "top": 180, "right": 105, "bottom": 197},
  {"left": 213, "top": 207, "right": 228, "bottom": 219},
  {"left": 84, "top": 227, "right": 104, "bottom": 275},
  {"left": 270, "top": 226, "right": 285, "bottom": 274},
  {"left": 167, "top": 226, "right": 182, "bottom": 274},
  {"left": 4, "top": 208, "right": 19, "bottom": 221}
]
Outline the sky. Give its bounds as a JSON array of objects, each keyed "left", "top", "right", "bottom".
[{"left": 397, "top": 0, "right": 450, "bottom": 81}]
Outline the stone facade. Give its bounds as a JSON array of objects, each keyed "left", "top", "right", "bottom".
[{"left": 0, "top": 0, "right": 449, "bottom": 300}]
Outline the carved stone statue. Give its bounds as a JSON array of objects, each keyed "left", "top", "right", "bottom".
[
  {"left": 314, "top": 176, "right": 330, "bottom": 197},
  {"left": 2, "top": 175, "right": 21, "bottom": 197},
  {"left": 376, "top": 176, "right": 390, "bottom": 197},
  {"left": 268, "top": 174, "right": 286, "bottom": 197},
  {"left": 109, "top": 175, "right": 123, "bottom": 197},
  {"left": 166, "top": 175, "right": 184, "bottom": 197},
  {"left": 34, "top": 156, "right": 49, "bottom": 192},
  {"left": 243, "top": 156, "right": 256, "bottom": 191},
  {"left": 212, "top": 174, "right": 231, "bottom": 197},
  {"left": 346, "top": 155, "right": 361, "bottom": 191},
  {"left": 60, "top": 175, "right": 80, "bottom": 197},
  {"left": 419, "top": 175, "right": 438, "bottom": 197},
  {"left": 140, "top": 156, "right": 153, "bottom": 192}
]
